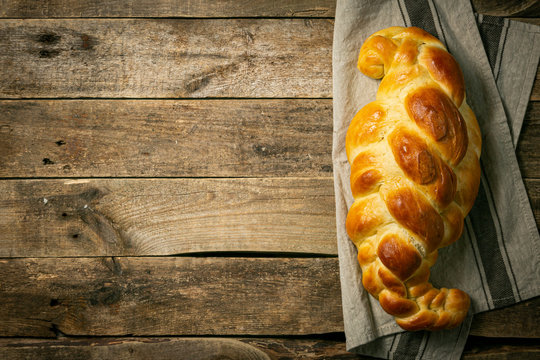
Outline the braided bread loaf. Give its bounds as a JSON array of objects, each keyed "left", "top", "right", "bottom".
[{"left": 346, "top": 26, "right": 481, "bottom": 331}]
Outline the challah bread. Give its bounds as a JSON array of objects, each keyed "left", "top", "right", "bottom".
[{"left": 346, "top": 26, "right": 481, "bottom": 331}]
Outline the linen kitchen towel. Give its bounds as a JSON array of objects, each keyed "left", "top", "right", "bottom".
[{"left": 332, "top": 0, "right": 540, "bottom": 359}]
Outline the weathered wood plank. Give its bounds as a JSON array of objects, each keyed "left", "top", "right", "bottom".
[
  {"left": 0, "top": 19, "right": 333, "bottom": 98},
  {"left": 472, "top": 0, "right": 540, "bottom": 17},
  {"left": 1, "top": 98, "right": 538, "bottom": 178},
  {"left": 470, "top": 296, "right": 540, "bottom": 338},
  {"left": 517, "top": 102, "right": 540, "bottom": 178},
  {"left": 464, "top": 346, "right": 540, "bottom": 359},
  {"left": 511, "top": 18, "right": 540, "bottom": 26},
  {"left": 0, "top": 100, "right": 333, "bottom": 177},
  {"left": 0, "top": 178, "right": 337, "bottom": 257},
  {"left": 0, "top": 337, "right": 374, "bottom": 359},
  {"left": 0, "top": 337, "right": 539, "bottom": 360},
  {"left": 0, "top": 257, "right": 538, "bottom": 338},
  {"left": 1, "top": 177, "right": 538, "bottom": 257},
  {"left": 0, "top": 0, "right": 536, "bottom": 18},
  {"left": 0, "top": 338, "right": 275, "bottom": 360},
  {"left": 463, "top": 336, "right": 540, "bottom": 360},
  {"left": 0, "top": 0, "right": 336, "bottom": 18},
  {"left": 0, "top": 19, "right": 535, "bottom": 100},
  {"left": 0, "top": 257, "right": 343, "bottom": 337},
  {"left": 250, "top": 338, "right": 540, "bottom": 360}
]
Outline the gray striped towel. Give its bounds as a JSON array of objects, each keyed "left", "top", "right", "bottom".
[{"left": 332, "top": 0, "right": 540, "bottom": 359}]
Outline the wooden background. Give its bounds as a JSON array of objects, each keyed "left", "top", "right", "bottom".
[{"left": 0, "top": 0, "right": 539, "bottom": 359}]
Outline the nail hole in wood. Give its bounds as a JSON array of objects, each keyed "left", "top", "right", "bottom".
[
  {"left": 37, "top": 33, "right": 60, "bottom": 44},
  {"left": 38, "top": 49, "right": 60, "bottom": 58}
]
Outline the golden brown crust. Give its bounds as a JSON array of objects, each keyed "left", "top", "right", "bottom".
[
  {"left": 380, "top": 290, "right": 419, "bottom": 317},
  {"left": 357, "top": 35, "right": 398, "bottom": 79},
  {"left": 378, "top": 267, "right": 407, "bottom": 296},
  {"left": 418, "top": 46, "right": 465, "bottom": 106},
  {"left": 383, "top": 187, "right": 444, "bottom": 253},
  {"left": 346, "top": 26, "right": 481, "bottom": 331},
  {"left": 349, "top": 152, "right": 382, "bottom": 197},
  {"left": 389, "top": 127, "right": 438, "bottom": 185},
  {"left": 405, "top": 87, "right": 468, "bottom": 165},
  {"left": 345, "top": 102, "right": 388, "bottom": 160},
  {"left": 441, "top": 203, "right": 465, "bottom": 247},
  {"left": 346, "top": 194, "right": 390, "bottom": 242},
  {"left": 377, "top": 234, "right": 422, "bottom": 281}
]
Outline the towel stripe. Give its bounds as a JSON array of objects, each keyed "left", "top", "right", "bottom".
[
  {"left": 397, "top": 0, "right": 410, "bottom": 27},
  {"left": 479, "top": 165, "right": 522, "bottom": 302},
  {"left": 392, "top": 2, "right": 518, "bottom": 357},
  {"left": 387, "top": 333, "right": 398, "bottom": 359},
  {"left": 417, "top": 332, "right": 430, "bottom": 360},
  {"left": 403, "top": 0, "right": 438, "bottom": 37},
  {"left": 477, "top": 15, "right": 509, "bottom": 81},
  {"left": 393, "top": 332, "right": 426, "bottom": 360},
  {"left": 467, "top": 179, "right": 516, "bottom": 307},
  {"left": 464, "top": 218, "right": 492, "bottom": 307},
  {"left": 427, "top": 0, "right": 448, "bottom": 45},
  {"left": 495, "top": 22, "right": 509, "bottom": 80},
  {"left": 416, "top": 4, "right": 521, "bottom": 308},
  {"left": 397, "top": 0, "right": 518, "bottom": 312},
  {"left": 478, "top": 15, "right": 504, "bottom": 71},
  {"left": 465, "top": 12, "right": 518, "bottom": 307},
  {"left": 475, "top": 14, "right": 521, "bottom": 304}
]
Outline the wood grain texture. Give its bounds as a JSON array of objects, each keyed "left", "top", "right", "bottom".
[
  {"left": 471, "top": 0, "right": 540, "bottom": 17},
  {"left": 463, "top": 337, "right": 540, "bottom": 360},
  {"left": 470, "top": 296, "right": 540, "bottom": 338},
  {"left": 0, "top": 176, "right": 538, "bottom": 257},
  {"left": 0, "top": 98, "right": 537, "bottom": 178},
  {"left": 0, "top": 18, "right": 535, "bottom": 100},
  {"left": 0, "top": 0, "right": 535, "bottom": 18},
  {"left": 464, "top": 346, "right": 540, "bottom": 360},
  {"left": 0, "top": 99, "right": 333, "bottom": 177},
  {"left": 1, "top": 176, "right": 537, "bottom": 258},
  {"left": 0, "top": 3, "right": 538, "bottom": 356},
  {"left": 1, "top": 337, "right": 539, "bottom": 360},
  {"left": 0, "top": 338, "right": 275, "bottom": 360},
  {"left": 0, "top": 0, "right": 336, "bottom": 18},
  {"left": 532, "top": 67, "right": 540, "bottom": 101},
  {"left": 0, "top": 178, "right": 336, "bottom": 257},
  {"left": 511, "top": 18, "right": 540, "bottom": 26},
  {"left": 524, "top": 178, "right": 540, "bottom": 228},
  {"left": 0, "top": 19, "right": 332, "bottom": 98},
  {"left": 0, "top": 337, "right": 371, "bottom": 360},
  {"left": 0, "top": 257, "right": 538, "bottom": 338},
  {"left": 0, "top": 257, "right": 343, "bottom": 337}
]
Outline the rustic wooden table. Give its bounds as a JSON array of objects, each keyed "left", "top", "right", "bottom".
[{"left": 0, "top": 1, "right": 538, "bottom": 359}]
